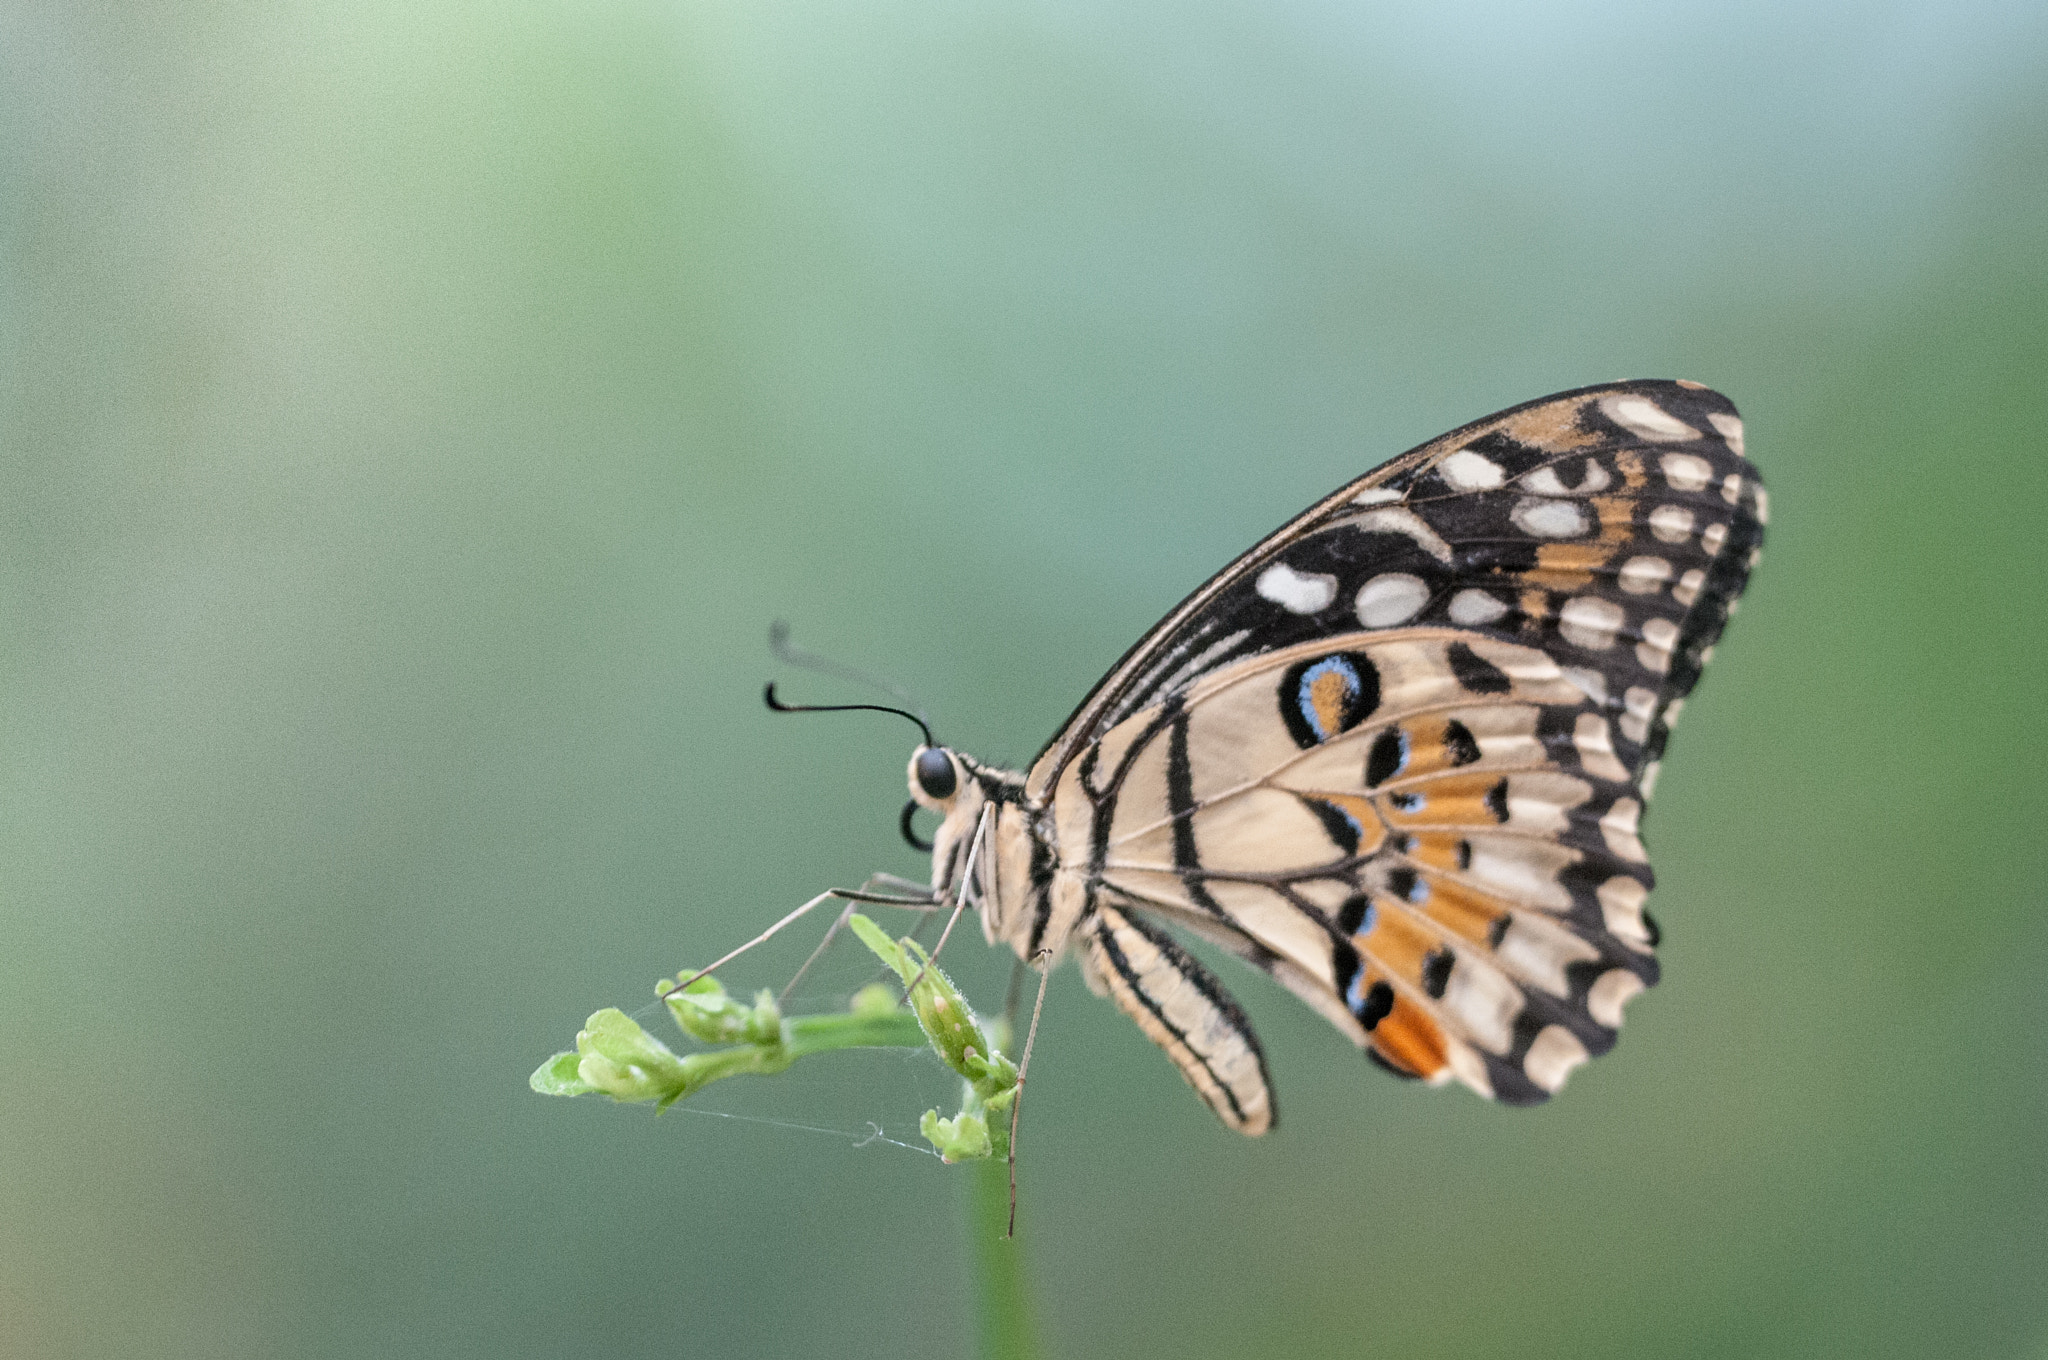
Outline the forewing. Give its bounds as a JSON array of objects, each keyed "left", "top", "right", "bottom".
[{"left": 1026, "top": 379, "right": 1764, "bottom": 807}]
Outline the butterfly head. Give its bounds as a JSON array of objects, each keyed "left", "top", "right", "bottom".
[
  {"left": 909, "top": 745, "right": 960, "bottom": 806},
  {"left": 906, "top": 744, "right": 1024, "bottom": 922},
  {"left": 908, "top": 745, "right": 973, "bottom": 892}
]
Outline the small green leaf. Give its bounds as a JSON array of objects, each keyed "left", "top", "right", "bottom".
[{"left": 847, "top": 913, "right": 909, "bottom": 974}]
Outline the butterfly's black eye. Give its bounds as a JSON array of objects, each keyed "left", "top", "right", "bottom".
[{"left": 914, "top": 747, "right": 957, "bottom": 801}]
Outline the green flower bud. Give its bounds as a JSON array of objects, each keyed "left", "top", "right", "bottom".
[
  {"left": 921, "top": 1108, "right": 992, "bottom": 1163},
  {"left": 574, "top": 1009, "right": 690, "bottom": 1102},
  {"left": 662, "top": 975, "right": 757, "bottom": 1045}
]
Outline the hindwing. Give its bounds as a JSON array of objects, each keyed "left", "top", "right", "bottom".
[{"left": 1050, "top": 630, "right": 1655, "bottom": 1103}]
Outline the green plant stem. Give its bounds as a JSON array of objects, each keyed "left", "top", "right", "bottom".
[
  {"left": 782, "top": 1009, "right": 927, "bottom": 1056},
  {"left": 967, "top": 1154, "right": 1037, "bottom": 1360}
]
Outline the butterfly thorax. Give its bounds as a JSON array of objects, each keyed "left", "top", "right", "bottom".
[{"left": 907, "top": 748, "right": 1063, "bottom": 960}]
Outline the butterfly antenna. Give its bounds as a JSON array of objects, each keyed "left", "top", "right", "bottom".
[
  {"left": 764, "top": 683, "right": 936, "bottom": 749},
  {"left": 769, "top": 621, "right": 932, "bottom": 726}
]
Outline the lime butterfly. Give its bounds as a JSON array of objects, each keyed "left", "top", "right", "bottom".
[{"left": 746, "top": 379, "right": 1763, "bottom": 1135}]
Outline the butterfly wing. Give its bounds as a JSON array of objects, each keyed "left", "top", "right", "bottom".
[
  {"left": 1027, "top": 379, "right": 1763, "bottom": 806},
  {"left": 1030, "top": 380, "right": 1763, "bottom": 1113}
]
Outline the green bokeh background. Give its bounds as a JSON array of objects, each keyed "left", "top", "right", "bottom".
[{"left": 6, "top": 4, "right": 2046, "bottom": 1357}]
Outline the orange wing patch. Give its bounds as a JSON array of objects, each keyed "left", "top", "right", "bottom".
[
  {"left": 1353, "top": 897, "right": 1438, "bottom": 981},
  {"left": 1307, "top": 666, "right": 1356, "bottom": 741},
  {"left": 1378, "top": 771, "right": 1513, "bottom": 830},
  {"left": 1369, "top": 997, "right": 1451, "bottom": 1079},
  {"left": 1408, "top": 871, "right": 1512, "bottom": 949}
]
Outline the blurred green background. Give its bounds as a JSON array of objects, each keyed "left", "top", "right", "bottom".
[{"left": 5, "top": 2, "right": 2046, "bottom": 1356}]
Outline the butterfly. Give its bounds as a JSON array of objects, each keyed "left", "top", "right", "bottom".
[{"left": 782, "top": 379, "right": 1764, "bottom": 1134}]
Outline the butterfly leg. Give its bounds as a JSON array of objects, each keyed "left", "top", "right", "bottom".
[
  {"left": 1007, "top": 947, "right": 1055, "bottom": 1238},
  {"left": 777, "top": 899, "right": 860, "bottom": 1004},
  {"left": 662, "top": 884, "right": 943, "bottom": 1000},
  {"left": 779, "top": 879, "right": 945, "bottom": 1003},
  {"left": 898, "top": 803, "right": 994, "bottom": 1002},
  {"left": 862, "top": 871, "right": 935, "bottom": 898}
]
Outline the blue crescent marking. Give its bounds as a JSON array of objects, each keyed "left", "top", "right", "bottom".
[{"left": 1296, "top": 656, "right": 1360, "bottom": 743}]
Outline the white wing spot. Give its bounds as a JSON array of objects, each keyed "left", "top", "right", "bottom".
[
  {"left": 1439, "top": 449, "right": 1506, "bottom": 491},
  {"left": 1561, "top": 666, "right": 1607, "bottom": 706},
  {"left": 1448, "top": 588, "right": 1509, "bottom": 626},
  {"left": 1501, "top": 774, "right": 1581, "bottom": 834},
  {"left": 1558, "top": 595, "right": 1625, "bottom": 651},
  {"left": 1348, "top": 507, "right": 1455, "bottom": 563},
  {"left": 1720, "top": 473, "right": 1743, "bottom": 505},
  {"left": 1597, "top": 876, "right": 1652, "bottom": 947},
  {"left": 1587, "top": 969, "right": 1646, "bottom": 1028},
  {"left": 1702, "top": 522, "right": 1728, "bottom": 555},
  {"left": 1753, "top": 486, "right": 1770, "bottom": 525},
  {"left": 1639, "top": 758, "right": 1662, "bottom": 799},
  {"left": 1648, "top": 504, "right": 1694, "bottom": 543},
  {"left": 1350, "top": 487, "right": 1403, "bottom": 506},
  {"left": 1672, "top": 568, "right": 1705, "bottom": 606},
  {"left": 1618, "top": 556, "right": 1671, "bottom": 595},
  {"left": 1442, "top": 966, "right": 1519, "bottom": 1054},
  {"left": 1524, "top": 1025, "right": 1591, "bottom": 1093},
  {"left": 1707, "top": 411, "right": 1745, "bottom": 456},
  {"left": 1355, "top": 572, "right": 1430, "bottom": 627},
  {"left": 1255, "top": 562, "right": 1338, "bottom": 615},
  {"left": 1603, "top": 395, "right": 1699, "bottom": 442},
  {"left": 1636, "top": 616, "right": 1678, "bottom": 674},
  {"left": 1662, "top": 696, "right": 1685, "bottom": 728},
  {"left": 1660, "top": 453, "right": 1714, "bottom": 492},
  {"left": 1572, "top": 712, "right": 1630, "bottom": 781},
  {"left": 1510, "top": 497, "right": 1588, "bottom": 539},
  {"left": 1523, "top": 459, "right": 1611, "bottom": 496},
  {"left": 1600, "top": 797, "right": 1647, "bottom": 862},
  {"left": 1619, "top": 685, "right": 1657, "bottom": 744},
  {"left": 1496, "top": 914, "right": 1599, "bottom": 995},
  {"left": 1465, "top": 841, "right": 1572, "bottom": 911}
]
